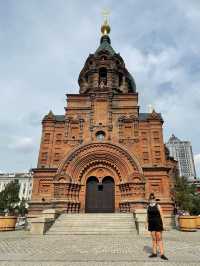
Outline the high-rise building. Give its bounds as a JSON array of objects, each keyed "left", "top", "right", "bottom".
[
  {"left": 29, "top": 18, "right": 177, "bottom": 215},
  {"left": 166, "top": 134, "right": 196, "bottom": 179}
]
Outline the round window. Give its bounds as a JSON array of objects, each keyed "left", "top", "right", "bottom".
[{"left": 96, "top": 131, "right": 105, "bottom": 141}]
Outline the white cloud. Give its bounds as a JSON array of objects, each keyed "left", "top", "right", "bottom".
[
  {"left": 8, "top": 137, "right": 35, "bottom": 153},
  {"left": 0, "top": 1, "right": 199, "bottom": 175}
]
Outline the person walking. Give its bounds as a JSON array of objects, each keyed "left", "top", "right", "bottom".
[{"left": 146, "top": 192, "right": 168, "bottom": 260}]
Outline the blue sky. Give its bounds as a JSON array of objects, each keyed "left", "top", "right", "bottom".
[{"left": 0, "top": 0, "right": 200, "bottom": 176}]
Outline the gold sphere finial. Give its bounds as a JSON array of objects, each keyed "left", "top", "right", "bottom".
[{"left": 101, "top": 9, "right": 111, "bottom": 35}]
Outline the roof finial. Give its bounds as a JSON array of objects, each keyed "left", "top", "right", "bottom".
[
  {"left": 148, "top": 104, "right": 154, "bottom": 113},
  {"left": 101, "top": 8, "right": 111, "bottom": 35}
]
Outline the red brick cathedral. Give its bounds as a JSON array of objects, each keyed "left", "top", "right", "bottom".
[{"left": 30, "top": 19, "right": 177, "bottom": 215}]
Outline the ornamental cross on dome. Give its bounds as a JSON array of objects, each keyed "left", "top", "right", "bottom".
[
  {"left": 101, "top": 9, "right": 111, "bottom": 35},
  {"left": 101, "top": 9, "right": 110, "bottom": 22}
]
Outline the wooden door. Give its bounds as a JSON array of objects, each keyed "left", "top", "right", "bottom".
[
  {"left": 85, "top": 176, "right": 115, "bottom": 213},
  {"left": 102, "top": 176, "right": 115, "bottom": 212},
  {"left": 85, "top": 176, "right": 99, "bottom": 213}
]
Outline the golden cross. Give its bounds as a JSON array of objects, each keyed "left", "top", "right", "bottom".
[{"left": 101, "top": 8, "right": 110, "bottom": 23}]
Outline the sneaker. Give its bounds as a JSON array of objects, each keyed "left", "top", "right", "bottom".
[
  {"left": 160, "top": 254, "right": 168, "bottom": 260},
  {"left": 149, "top": 253, "right": 157, "bottom": 258}
]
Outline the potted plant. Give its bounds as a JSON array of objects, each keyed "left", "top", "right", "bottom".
[
  {"left": 0, "top": 180, "right": 20, "bottom": 231},
  {"left": 172, "top": 176, "right": 200, "bottom": 231},
  {"left": 192, "top": 193, "right": 200, "bottom": 229}
]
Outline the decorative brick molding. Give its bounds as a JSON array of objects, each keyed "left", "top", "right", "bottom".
[{"left": 57, "top": 142, "right": 144, "bottom": 180}]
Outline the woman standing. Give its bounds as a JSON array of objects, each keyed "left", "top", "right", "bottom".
[{"left": 146, "top": 193, "right": 168, "bottom": 260}]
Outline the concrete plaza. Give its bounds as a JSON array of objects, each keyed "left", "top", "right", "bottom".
[{"left": 0, "top": 230, "right": 199, "bottom": 266}]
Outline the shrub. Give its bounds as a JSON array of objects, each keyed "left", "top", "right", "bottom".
[{"left": 173, "top": 176, "right": 200, "bottom": 215}]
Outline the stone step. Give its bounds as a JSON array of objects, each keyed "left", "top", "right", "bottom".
[
  {"left": 48, "top": 228, "right": 137, "bottom": 232},
  {"left": 56, "top": 219, "right": 133, "bottom": 221},
  {"left": 55, "top": 221, "right": 134, "bottom": 224},
  {"left": 57, "top": 218, "right": 134, "bottom": 221},
  {"left": 48, "top": 231, "right": 136, "bottom": 234},
  {"left": 54, "top": 221, "right": 135, "bottom": 225},
  {"left": 58, "top": 214, "right": 133, "bottom": 216},
  {"left": 47, "top": 213, "right": 137, "bottom": 235},
  {"left": 50, "top": 226, "right": 136, "bottom": 230},
  {"left": 57, "top": 216, "right": 133, "bottom": 219},
  {"left": 57, "top": 215, "right": 133, "bottom": 217},
  {"left": 57, "top": 214, "right": 133, "bottom": 217},
  {"left": 48, "top": 225, "right": 136, "bottom": 229},
  {"left": 53, "top": 222, "right": 135, "bottom": 226},
  {"left": 56, "top": 217, "right": 134, "bottom": 220},
  {"left": 56, "top": 220, "right": 134, "bottom": 223},
  {"left": 51, "top": 226, "right": 135, "bottom": 230},
  {"left": 47, "top": 231, "right": 136, "bottom": 235}
]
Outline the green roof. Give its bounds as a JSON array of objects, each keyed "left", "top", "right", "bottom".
[{"left": 95, "top": 35, "right": 116, "bottom": 56}]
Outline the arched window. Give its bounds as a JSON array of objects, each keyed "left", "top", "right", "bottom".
[
  {"left": 101, "top": 56, "right": 107, "bottom": 60},
  {"left": 99, "top": 68, "right": 107, "bottom": 86},
  {"left": 96, "top": 131, "right": 106, "bottom": 141}
]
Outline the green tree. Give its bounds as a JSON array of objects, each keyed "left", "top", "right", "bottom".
[
  {"left": 173, "top": 176, "right": 200, "bottom": 215},
  {"left": 0, "top": 180, "right": 20, "bottom": 215}
]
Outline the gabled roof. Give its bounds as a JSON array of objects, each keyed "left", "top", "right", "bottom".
[
  {"left": 55, "top": 115, "right": 65, "bottom": 122},
  {"left": 139, "top": 112, "right": 163, "bottom": 122},
  {"left": 42, "top": 113, "right": 65, "bottom": 123}
]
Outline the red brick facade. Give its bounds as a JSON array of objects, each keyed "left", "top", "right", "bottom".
[{"left": 29, "top": 30, "right": 177, "bottom": 214}]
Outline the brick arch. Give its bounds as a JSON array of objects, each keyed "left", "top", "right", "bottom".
[
  {"left": 81, "top": 161, "right": 120, "bottom": 185},
  {"left": 56, "top": 142, "right": 143, "bottom": 182}
]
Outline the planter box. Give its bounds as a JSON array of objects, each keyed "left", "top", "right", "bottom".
[
  {"left": 178, "top": 215, "right": 197, "bottom": 231},
  {"left": 0, "top": 216, "right": 17, "bottom": 231},
  {"left": 196, "top": 216, "right": 200, "bottom": 229}
]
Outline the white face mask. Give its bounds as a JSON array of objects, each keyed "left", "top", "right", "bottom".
[{"left": 149, "top": 199, "right": 156, "bottom": 205}]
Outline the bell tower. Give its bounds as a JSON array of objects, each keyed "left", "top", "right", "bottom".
[{"left": 79, "top": 16, "right": 136, "bottom": 95}]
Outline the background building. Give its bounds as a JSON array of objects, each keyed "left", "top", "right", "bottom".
[
  {"left": 166, "top": 134, "right": 196, "bottom": 179},
  {"left": 0, "top": 172, "right": 33, "bottom": 200}
]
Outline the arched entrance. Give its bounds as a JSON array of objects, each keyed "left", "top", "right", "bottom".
[
  {"left": 85, "top": 176, "right": 115, "bottom": 213},
  {"left": 56, "top": 142, "right": 144, "bottom": 213}
]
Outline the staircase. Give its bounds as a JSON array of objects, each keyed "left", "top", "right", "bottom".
[{"left": 47, "top": 213, "right": 137, "bottom": 235}]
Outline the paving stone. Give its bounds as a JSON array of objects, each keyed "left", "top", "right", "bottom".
[{"left": 0, "top": 230, "right": 199, "bottom": 265}]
